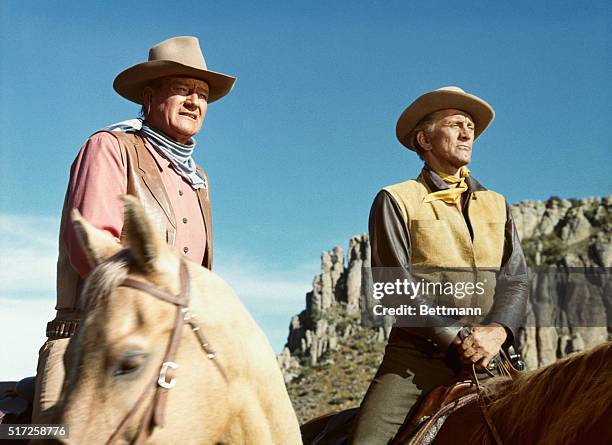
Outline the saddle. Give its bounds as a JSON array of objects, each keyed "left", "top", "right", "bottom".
[
  {"left": 391, "top": 379, "right": 480, "bottom": 445},
  {"left": 392, "top": 347, "right": 521, "bottom": 445}
]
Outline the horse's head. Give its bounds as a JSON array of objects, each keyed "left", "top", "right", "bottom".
[
  {"left": 47, "top": 196, "right": 301, "bottom": 444},
  {"left": 47, "top": 196, "right": 223, "bottom": 443}
]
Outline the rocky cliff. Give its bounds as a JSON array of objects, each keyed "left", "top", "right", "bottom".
[{"left": 280, "top": 196, "right": 611, "bottom": 422}]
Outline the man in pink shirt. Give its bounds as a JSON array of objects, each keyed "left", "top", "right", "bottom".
[{"left": 32, "top": 36, "right": 236, "bottom": 421}]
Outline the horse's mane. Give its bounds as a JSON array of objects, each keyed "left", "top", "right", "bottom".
[
  {"left": 470, "top": 341, "right": 612, "bottom": 445},
  {"left": 78, "top": 250, "right": 132, "bottom": 314}
]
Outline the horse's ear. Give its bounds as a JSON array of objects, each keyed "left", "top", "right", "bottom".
[
  {"left": 71, "top": 209, "right": 122, "bottom": 266},
  {"left": 121, "top": 195, "right": 165, "bottom": 272}
]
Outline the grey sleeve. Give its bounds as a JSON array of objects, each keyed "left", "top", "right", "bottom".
[{"left": 483, "top": 201, "right": 529, "bottom": 345}]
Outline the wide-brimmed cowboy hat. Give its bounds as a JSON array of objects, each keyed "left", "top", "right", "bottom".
[
  {"left": 396, "top": 86, "right": 495, "bottom": 151},
  {"left": 113, "top": 36, "right": 236, "bottom": 105}
]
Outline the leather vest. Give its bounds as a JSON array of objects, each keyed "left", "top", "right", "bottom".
[
  {"left": 384, "top": 174, "right": 506, "bottom": 323},
  {"left": 54, "top": 131, "right": 212, "bottom": 320}
]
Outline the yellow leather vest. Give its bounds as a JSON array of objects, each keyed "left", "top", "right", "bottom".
[{"left": 384, "top": 173, "right": 506, "bottom": 322}]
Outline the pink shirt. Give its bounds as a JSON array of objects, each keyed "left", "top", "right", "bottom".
[{"left": 63, "top": 132, "right": 207, "bottom": 278}]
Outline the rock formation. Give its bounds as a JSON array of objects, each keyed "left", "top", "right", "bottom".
[{"left": 279, "top": 195, "right": 611, "bottom": 386}]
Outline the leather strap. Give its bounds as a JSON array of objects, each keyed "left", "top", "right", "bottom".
[
  {"left": 479, "top": 395, "right": 504, "bottom": 445},
  {"left": 461, "top": 327, "right": 512, "bottom": 445},
  {"left": 106, "top": 261, "right": 220, "bottom": 445},
  {"left": 121, "top": 278, "right": 188, "bottom": 306},
  {"left": 471, "top": 365, "right": 504, "bottom": 445}
]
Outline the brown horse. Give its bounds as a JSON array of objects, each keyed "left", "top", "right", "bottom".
[
  {"left": 302, "top": 341, "right": 612, "bottom": 444},
  {"left": 39, "top": 196, "right": 302, "bottom": 444}
]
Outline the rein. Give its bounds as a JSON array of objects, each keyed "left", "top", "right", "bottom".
[
  {"left": 461, "top": 325, "right": 519, "bottom": 445},
  {"left": 106, "top": 261, "right": 222, "bottom": 445},
  {"left": 471, "top": 364, "right": 504, "bottom": 445}
]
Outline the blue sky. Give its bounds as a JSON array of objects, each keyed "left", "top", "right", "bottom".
[{"left": 1, "top": 1, "right": 610, "bottom": 379}]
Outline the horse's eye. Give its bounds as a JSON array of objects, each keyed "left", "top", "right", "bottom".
[{"left": 113, "top": 352, "right": 148, "bottom": 377}]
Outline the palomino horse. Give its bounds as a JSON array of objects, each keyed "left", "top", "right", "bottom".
[
  {"left": 302, "top": 341, "right": 612, "bottom": 444},
  {"left": 37, "top": 196, "right": 302, "bottom": 444}
]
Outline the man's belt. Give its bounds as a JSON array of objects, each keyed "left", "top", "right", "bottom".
[{"left": 46, "top": 319, "right": 79, "bottom": 340}]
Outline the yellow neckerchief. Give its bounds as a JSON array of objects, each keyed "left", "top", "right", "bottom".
[{"left": 423, "top": 166, "right": 471, "bottom": 204}]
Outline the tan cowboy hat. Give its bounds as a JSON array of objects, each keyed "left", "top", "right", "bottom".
[
  {"left": 396, "top": 86, "right": 495, "bottom": 151},
  {"left": 113, "top": 36, "right": 236, "bottom": 105}
]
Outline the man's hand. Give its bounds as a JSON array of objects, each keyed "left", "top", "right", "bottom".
[{"left": 452, "top": 324, "right": 507, "bottom": 370}]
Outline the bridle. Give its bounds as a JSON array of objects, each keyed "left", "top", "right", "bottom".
[{"left": 106, "top": 260, "right": 224, "bottom": 445}]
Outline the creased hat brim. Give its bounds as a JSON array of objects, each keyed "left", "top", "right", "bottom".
[
  {"left": 396, "top": 89, "right": 495, "bottom": 151},
  {"left": 113, "top": 60, "right": 236, "bottom": 105}
]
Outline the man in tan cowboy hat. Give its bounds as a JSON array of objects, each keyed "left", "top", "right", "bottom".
[
  {"left": 350, "top": 87, "right": 528, "bottom": 444},
  {"left": 32, "top": 36, "right": 236, "bottom": 421}
]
